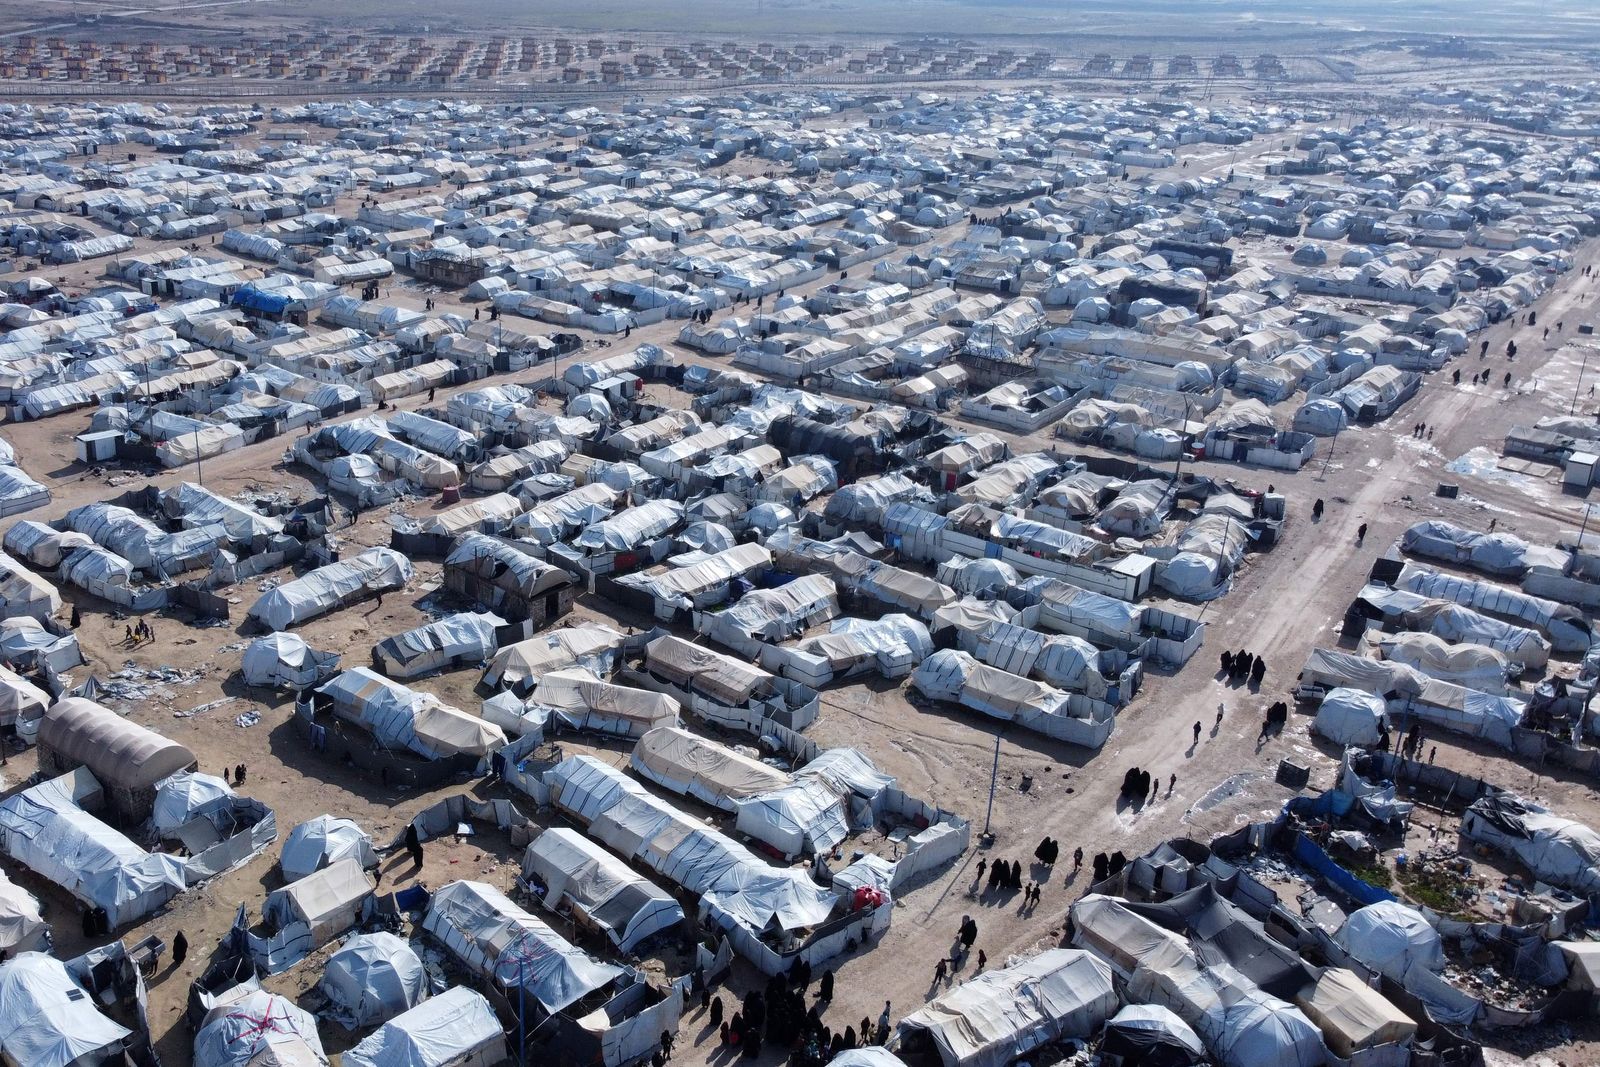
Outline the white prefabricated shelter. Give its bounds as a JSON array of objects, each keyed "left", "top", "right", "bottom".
[
  {"left": 341, "top": 986, "right": 509, "bottom": 1067},
  {"left": 521, "top": 827, "right": 685, "bottom": 954},
  {"left": 0, "top": 952, "right": 132, "bottom": 1067},
  {"left": 896, "top": 949, "right": 1118, "bottom": 1067}
]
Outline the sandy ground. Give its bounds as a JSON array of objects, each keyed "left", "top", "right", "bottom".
[{"left": 4, "top": 112, "right": 1600, "bottom": 1067}]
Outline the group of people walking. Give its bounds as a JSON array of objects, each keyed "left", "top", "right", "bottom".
[
  {"left": 714, "top": 965, "right": 879, "bottom": 1065},
  {"left": 1219, "top": 648, "right": 1267, "bottom": 686}
]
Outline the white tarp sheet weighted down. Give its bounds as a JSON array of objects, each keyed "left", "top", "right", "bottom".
[
  {"left": 1395, "top": 563, "right": 1591, "bottom": 652},
  {"left": 897, "top": 949, "right": 1118, "bottom": 1067},
  {"left": 1335, "top": 901, "right": 1445, "bottom": 983},
  {"left": 0, "top": 867, "right": 46, "bottom": 952},
  {"left": 281, "top": 815, "right": 378, "bottom": 883},
  {"left": 192, "top": 988, "right": 328, "bottom": 1067},
  {"left": 249, "top": 547, "right": 413, "bottom": 630},
  {"left": 1355, "top": 583, "right": 1550, "bottom": 668},
  {"left": 341, "top": 986, "right": 507, "bottom": 1067},
  {"left": 1377, "top": 632, "right": 1510, "bottom": 694},
  {"left": 1400, "top": 519, "right": 1535, "bottom": 576},
  {"left": 522, "top": 827, "right": 684, "bottom": 954},
  {"left": 319, "top": 931, "right": 428, "bottom": 1029},
  {"left": 630, "top": 726, "right": 790, "bottom": 811}
]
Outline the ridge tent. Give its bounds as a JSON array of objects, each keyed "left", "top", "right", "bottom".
[
  {"left": 340, "top": 986, "right": 508, "bottom": 1067},
  {"left": 521, "top": 827, "right": 685, "bottom": 954}
]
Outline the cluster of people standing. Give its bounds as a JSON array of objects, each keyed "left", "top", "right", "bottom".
[
  {"left": 979, "top": 856, "right": 1026, "bottom": 895},
  {"left": 1121, "top": 765, "right": 1166, "bottom": 802},
  {"left": 1220, "top": 648, "right": 1267, "bottom": 686},
  {"left": 1259, "top": 700, "right": 1290, "bottom": 739},
  {"left": 1089, "top": 850, "right": 1128, "bottom": 883},
  {"left": 122, "top": 619, "right": 155, "bottom": 646},
  {"left": 1379, "top": 722, "right": 1430, "bottom": 761},
  {"left": 712, "top": 962, "right": 874, "bottom": 1065}
]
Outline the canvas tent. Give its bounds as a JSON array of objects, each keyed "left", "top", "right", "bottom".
[
  {"left": 37, "top": 697, "right": 196, "bottom": 818},
  {"left": 373, "top": 612, "right": 505, "bottom": 678},
  {"left": 0, "top": 866, "right": 46, "bottom": 953},
  {"left": 248, "top": 547, "right": 413, "bottom": 630},
  {"left": 1099, "top": 1003, "right": 1204, "bottom": 1067},
  {"left": 321, "top": 932, "right": 428, "bottom": 1029},
  {"left": 1293, "top": 967, "right": 1415, "bottom": 1057},
  {"left": 192, "top": 987, "right": 328, "bottom": 1067},
  {"left": 522, "top": 827, "right": 685, "bottom": 954},
  {"left": 0, "top": 769, "right": 187, "bottom": 926},
  {"left": 1462, "top": 792, "right": 1600, "bottom": 896},
  {"left": 341, "top": 986, "right": 508, "bottom": 1067},
  {"left": 263, "top": 858, "right": 375, "bottom": 948},
  {"left": 0, "top": 952, "right": 131, "bottom": 1067},
  {"left": 422, "top": 880, "right": 623, "bottom": 1015},
  {"left": 896, "top": 949, "right": 1118, "bottom": 1067},
  {"left": 529, "top": 668, "right": 679, "bottom": 738},
  {"left": 630, "top": 726, "right": 790, "bottom": 811},
  {"left": 241, "top": 634, "right": 340, "bottom": 689},
  {"left": 281, "top": 814, "right": 378, "bottom": 884},
  {"left": 1334, "top": 902, "right": 1444, "bottom": 983}
]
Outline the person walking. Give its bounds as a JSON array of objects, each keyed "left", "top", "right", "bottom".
[
  {"left": 1357, "top": 522, "right": 1368, "bottom": 544},
  {"left": 1313, "top": 498, "right": 1324, "bottom": 520},
  {"left": 975, "top": 858, "right": 986, "bottom": 885},
  {"left": 877, "top": 1002, "right": 892, "bottom": 1043},
  {"left": 172, "top": 930, "right": 188, "bottom": 967},
  {"left": 1168, "top": 773, "right": 1176, "bottom": 794},
  {"left": 1073, "top": 847, "right": 1083, "bottom": 869},
  {"left": 976, "top": 949, "right": 987, "bottom": 970},
  {"left": 1192, "top": 721, "right": 1202, "bottom": 744},
  {"left": 404, "top": 823, "right": 424, "bottom": 868},
  {"left": 711, "top": 996, "right": 724, "bottom": 1027},
  {"left": 819, "top": 970, "right": 834, "bottom": 1002},
  {"left": 932, "top": 957, "right": 948, "bottom": 985}
]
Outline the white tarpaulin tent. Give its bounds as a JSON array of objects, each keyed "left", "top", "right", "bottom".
[
  {"left": 373, "top": 612, "right": 505, "bottom": 678},
  {"left": 248, "top": 547, "right": 413, "bottom": 630},
  {"left": 264, "top": 858, "right": 374, "bottom": 948},
  {"left": 531, "top": 668, "right": 680, "bottom": 738},
  {"left": 241, "top": 633, "right": 340, "bottom": 689},
  {"left": 0, "top": 866, "right": 46, "bottom": 952},
  {"left": 897, "top": 949, "right": 1118, "bottom": 1067},
  {"left": 193, "top": 987, "right": 328, "bottom": 1067},
  {"left": 321, "top": 932, "right": 428, "bottom": 1029},
  {"left": 0, "top": 769, "right": 186, "bottom": 926},
  {"left": 423, "top": 880, "right": 623, "bottom": 1014},
  {"left": 281, "top": 815, "right": 378, "bottom": 883},
  {"left": 341, "top": 986, "right": 508, "bottom": 1067},
  {"left": 484, "top": 624, "right": 628, "bottom": 693},
  {"left": 0, "top": 663, "right": 48, "bottom": 727},
  {"left": 1377, "top": 632, "right": 1509, "bottom": 694},
  {"left": 0, "top": 952, "right": 131, "bottom": 1067},
  {"left": 522, "top": 827, "right": 684, "bottom": 954},
  {"left": 1313, "top": 689, "right": 1387, "bottom": 747},
  {"left": 1462, "top": 792, "right": 1600, "bottom": 896},
  {"left": 630, "top": 726, "right": 790, "bottom": 811},
  {"left": 1334, "top": 902, "right": 1444, "bottom": 983}
]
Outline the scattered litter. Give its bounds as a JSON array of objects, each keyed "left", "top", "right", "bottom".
[
  {"left": 174, "top": 697, "right": 236, "bottom": 719},
  {"left": 235, "top": 711, "right": 261, "bottom": 728}
]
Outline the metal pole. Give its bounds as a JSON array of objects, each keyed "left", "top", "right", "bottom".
[
  {"left": 982, "top": 732, "right": 1001, "bottom": 838},
  {"left": 1572, "top": 347, "right": 1590, "bottom": 415},
  {"left": 518, "top": 957, "right": 526, "bottom": 1067},
  {"left": 194, "top": 426, "right": 202, "bottom": 486},
  {"left": 1580, "top": 503, "right": 1593, "bottom": 550}
]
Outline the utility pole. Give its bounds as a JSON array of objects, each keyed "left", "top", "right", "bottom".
[
  {"left": 194, "top": 426, "right": 203, "bottom": 486},
  {"left": 982, "top": 731, "right": 1001, "bottom": 840},
  {"left": 1571, "top": 344, "right": 1591, "bottom": 415}
]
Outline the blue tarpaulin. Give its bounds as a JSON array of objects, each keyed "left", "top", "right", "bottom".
[{"left": 1290, "top": 830, "right": 1395, "bottom": 907}]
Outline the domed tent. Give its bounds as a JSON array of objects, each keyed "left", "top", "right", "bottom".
[
  {"left": 1313, "top": 689, "right": 1387, "bottom": 748},
  {"left": 1100, "top": 1004, "right": 1205, "bottom": 1067},
  {"left": 1335, "top": 901, "right": 1443, "bottom": 982},
  {"left": 320, "top": 932, "right": 427, "bottom": 1028},
  {"left": 193, "top": 988, "right": 327, "bottom": 1067},
  {"left": 241, "top": 633, "right": 340, "bottom": 690},
  {"left": 1214, "top": 995, "right": 1326, "bottom": 1067},
  {"left": 151, "top": 771, "right": 235, "bottom": 835},
  {"left": 280, "top": 815, "right": 377, "bottom": 883}
]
